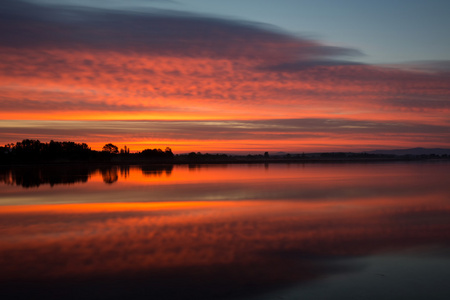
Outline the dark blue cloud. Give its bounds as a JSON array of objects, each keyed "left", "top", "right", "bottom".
[{"left": 0, "top": 0, "right": 361, "bottom": 65}]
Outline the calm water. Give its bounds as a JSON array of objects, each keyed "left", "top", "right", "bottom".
[{"left": 1, "top": 162, "right": 450, "bottom": 300}]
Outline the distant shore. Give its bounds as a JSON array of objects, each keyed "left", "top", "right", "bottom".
[
  {"left": 2, "top": 139, "right": 449, "bottom": 166},
  {"left": 2, "top": 153, "right": 449, "bottom": 167}
]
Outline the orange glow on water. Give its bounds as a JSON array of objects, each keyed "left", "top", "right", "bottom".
[
  {"left": 0, "top": 162, "right": 449, "bottom": 297},
  {"left": 1, "top": 196, "right": 450, "bottom": 279},
  {"left": 0, "top": 201, "right": 240, "bottom": 214}
]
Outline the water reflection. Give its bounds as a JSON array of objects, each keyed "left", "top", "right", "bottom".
[
  {"left": 0, "top": 164, "right": 174, "bottom": 187},
  {"left": 0, "top": 162, "right": 449, "bottom": 300},
  {"left": 101, "top": 167, "right": 118, "bottom": 184},
  {"left": 141, "top": 165, "right": 173, "bottom": 177},
  {"left": 0, "top": 165, "right": 90, "bottom": 187}
]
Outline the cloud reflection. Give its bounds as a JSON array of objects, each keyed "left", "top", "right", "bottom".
[
  {"left": 1, "top": 198, "right": 450, "bottom": 299},
  {"left": 0, "top": 163, "right": 449, "bottom": 299}
]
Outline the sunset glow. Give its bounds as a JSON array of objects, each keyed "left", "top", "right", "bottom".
[{"left": 1, "top": 0, "right": 449, "bottom": 152}]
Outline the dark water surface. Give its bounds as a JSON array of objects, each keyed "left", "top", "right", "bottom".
[{"left": 1, "top": 162, "right": 449, "bottom": 299}]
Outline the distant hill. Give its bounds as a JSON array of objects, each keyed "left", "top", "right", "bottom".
[{"left": 368, "top": 148, "right": 450, "bottom": 156}]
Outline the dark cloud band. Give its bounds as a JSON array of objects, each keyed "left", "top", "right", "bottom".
[{"left": 1, "top": 0, "right": 361, "bottom": 65}]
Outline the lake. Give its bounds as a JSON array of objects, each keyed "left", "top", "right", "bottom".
[{"left": 1, "top": 162, "right": 450, "bottom": 300}]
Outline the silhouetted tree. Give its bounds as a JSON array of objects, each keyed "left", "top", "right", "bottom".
[
  {"left": 120, "top": 145, "right": 130, "bottom": 154},
  {"left": 102, "top": 143, "right": 119, "bottom": 154},
  {"left": 0, "top": 139, "right": 179, "bottom": 163},
  {"left": 165, "top": 147, "right": 174, "bottom": 158},
  {"left": 141, "top": 147, "right": 174, "bottom": 159}
]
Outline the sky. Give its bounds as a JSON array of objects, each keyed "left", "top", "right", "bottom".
[{"left": 1, "top": 0, "right": 449, "bottom": 153}]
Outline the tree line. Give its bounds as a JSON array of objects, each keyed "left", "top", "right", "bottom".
[{"left": 0, "top": 139, "right": 174, "bottom": 163}]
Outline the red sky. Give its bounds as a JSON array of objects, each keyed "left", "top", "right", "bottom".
[{"left": 1, "top": 0, "right": 449, "bottom": 153}]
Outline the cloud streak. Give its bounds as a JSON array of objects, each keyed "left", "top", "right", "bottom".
[{"left": 1, "top": 119, "right": 448, "bottom": 153}]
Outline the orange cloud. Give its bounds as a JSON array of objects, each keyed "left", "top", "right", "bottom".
[{"left": 1, "top": 1, "right": 449, "bottom": 152}]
